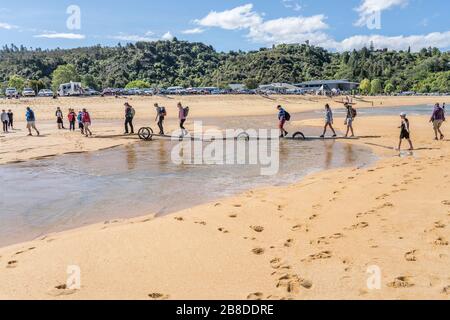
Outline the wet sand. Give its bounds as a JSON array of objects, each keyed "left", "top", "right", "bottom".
[
  {"left": 0, "top": 95, "right": 446, "bottom": 164},
  {"left": 0, "top": 96, "right": 449, "bottom": 300}
]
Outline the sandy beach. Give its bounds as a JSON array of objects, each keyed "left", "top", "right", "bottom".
[{"left": 0, "top": 95, "right": 449, "bottom": 300}]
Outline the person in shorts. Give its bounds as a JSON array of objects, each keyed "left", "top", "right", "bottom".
[
  {"left": 430, "top": 103, "right": 445, "bottom": 140},
  {"left": 398, "top": 112, "right": 413, "bottom": 151},
  {"left": 320, "top": 104, "right": 337, "bottom": 138},
  {"left": 26, "top": 107, "right": 40, "bottom": 136}
]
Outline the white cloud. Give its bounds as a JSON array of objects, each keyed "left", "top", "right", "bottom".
[
  {"left": 34, "top": 33, "right": 85, "bottom": 39},
  {"left": 282, "top": 0, "right": 302, "bottom": 12},
  {"left": 195, "top": 4, "right": 262, "bottom": 30},
  {"left": 355, "top": 0, "right": 408, "bottom": 27},
  {"left": 110, "top": 33, "right": 156, "bottom": 42},
  {"left": 334, "top": 31, "right": 450, "bottom": 52},
  {"left": 161, "top": 31, "right": 174, "bottom": 41},
  {"left": 0, "top": 22, "right": 17, "bottom": 30},
  {"left": 182, "top": 28, "right": 205, "bottom": 35},
  {"left": 248, "top": 15, "right": 328, "bottom": 44}
]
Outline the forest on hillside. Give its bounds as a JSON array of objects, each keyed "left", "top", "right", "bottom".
[{"left": 0, "top": 39, "right": 449, "bottom": 94}]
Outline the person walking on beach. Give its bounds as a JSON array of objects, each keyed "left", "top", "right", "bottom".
[
  {"left": 344, "top": 103, "right": 355, "bottom": 138},
  {"left": 430, "top": 103, "right": 445, "bottom": 140},
  {"left": 177, "top": 102, "right": 189, "bottom": 136},
  {"left": 124, "top": 102, "right": 135, "bottom": 134},
  {"left": 320, "top": 104, "right": 337, "bottom": 138},
  {"left": 1, "top": 110, "right": 9, "bottom": 133},
  {"left": 7, "top": 109, "right": 13, "bottom": 130},
  {"left": 82, "top": 108, "right": 92, "bottom": 137},
  {"left": 26, "top": 107, "right": 40, "bottom": 136},
  {"left": 68, "top": 109, "right": 77, "bottom": 132},
  {"left": 77, "top": 110, "right": 84, "bottom": 135},
  {"left": 55, "top": 107, "right": 65, "bottom": 129},
  {"left": 277, "top": 105, "right": 290, "bottom": 138},
  {"left": 154, "top": 103, "right": 166, "bottom": 135},
  {"left": 398, "top": 112, "right": 413, "bottom": 151}
]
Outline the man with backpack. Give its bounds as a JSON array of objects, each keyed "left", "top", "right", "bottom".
[
  {"left": 177, "top": 102, "right": 189, "bottom": 137},
  {"left": 277, "top": 105, "right": 290, "bottom": 138},
  {"left": 124, "top": 102, "right": 135, "bottom": 135},
  {"left": 430, "top": 103, "right": 445, "bottom": 140},
  {"left": 154, "top": 103, "right": 167, "bottom": 135},
  {"left": 344, "top": 103, "right": 356, "bottom": 138}
]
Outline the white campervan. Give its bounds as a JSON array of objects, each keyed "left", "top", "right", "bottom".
[{"left": 58, "top": 82, "right": 84, "bottom": 96}]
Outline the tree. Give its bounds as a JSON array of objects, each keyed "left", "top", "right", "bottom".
[
  {"left": 360, "top": 79, "right": 371, "bottom": 95},
  {"left": 125, "top": 80, "right": 151, "bottom": 89},
  {"left": 384, "top": 82, "right": 395, "bottom": 94},
  {"left": 370, "top": 79, "right": 383, "bottom": 95},
  {"left": 51, "top": 64, "right": 81, "bottom": 91},
  {"left": 82, "top": 74, "right": 99, "bottom": 90},
  {"left": 244, "top": 78, "right": 259, "bottom": 90},
  {"left": 8, "top": 75, "right": 26, "bottom": 91}
]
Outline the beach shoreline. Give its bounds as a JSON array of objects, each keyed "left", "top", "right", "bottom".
[{"left": 0, "top": 96, "right": 449, "bottom": 300}]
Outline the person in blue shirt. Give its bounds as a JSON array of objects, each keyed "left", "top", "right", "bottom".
[
  {"left": 320, "top": 104, "right": 337, "bottom": 138},
  {"left": 277, "top": 105, "right": 288, "bottom": 138},
  {"left": 26, "top": 107, "right": 40, "bottom": 136},
  {"left": 77, "top": 110, "right": 84, "bottom": 135}
]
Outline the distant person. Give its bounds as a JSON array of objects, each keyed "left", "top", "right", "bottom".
[
  {"left": 177, "top": 102, "right": 189, "bottom": 136},
  {"left": 124, "top": 102, "right": 135, "bottom": 134},
  {"left": 82, "top": 108, "right": 92, "bottom": 137},
  {"left": 154, "top": 103, "right": 166, "bottom": 135},
  {"left": 430, "top": 103, "right": 445, "bottom": 140},
  {"left": 344, "top": 103, "right": 355, "bottom": 138},
  {"left": 77, "top": 110, "right": 84, "bottom": 135},
  {"left": 68, "top": 109, "right": 77, "bottom": 131},
  {"left": 7, "top": 109, "right": 13, "bottom": 130},
  {"left": 55, "top": 107, "right": 65, "bottom": 129},
  {"left": 1, "top": 110, "right": 8, "bottom": 133},
  {"left": 320, "top": 104, "right": 337, "bottom": 138},
  {"left": 398, "top": 113, "right": 413, "bottom": 151},
  {"left": 277, "top": 105, "right": 290, "bottom": 138},
  {"left": 26, "top": 107, "right": 40, "bottom": 136}
]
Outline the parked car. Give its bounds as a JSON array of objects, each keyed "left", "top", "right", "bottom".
[
  {"left": 5, "top": 87, "right": 18, "bottom": 97},
  {"left": 84, "top": 88, "right": 100, "bottom": 96},
  {"left": 22, "top": 88, "right": 36, "bottom": 97},
  {"left": 38, "top": 89, "right": 54, "bottom": 97}
]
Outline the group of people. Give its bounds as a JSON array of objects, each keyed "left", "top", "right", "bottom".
[
  {"left": 277, "top": 102, "right": 446, "bottom": 151},
  {"left": 53, "top": 107, "right": 92, "bottom": 137},
  {"left": 1, "top": 109, "right": 14, "bottom": 133},
  {"left": 3, "top": 101, "right": 447, "bottom": 153}
]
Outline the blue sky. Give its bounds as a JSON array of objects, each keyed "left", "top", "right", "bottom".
[{"left": 0, "top": 0, "right": 449, "bottom": 52}]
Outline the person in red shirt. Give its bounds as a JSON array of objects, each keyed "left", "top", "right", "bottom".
[
  {"left": 68, "top": 108, "right": 77, "bottom": 131},
  {"left": 82, "top": 108, "right": 92, "bottom": 137}
]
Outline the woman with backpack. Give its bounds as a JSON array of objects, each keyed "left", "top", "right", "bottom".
[
  {"left": 344, "top": 103, "right": 356, "bottom": 138},
  {"left": 277, "top": 105, "right": 290, "bottom": 138},
  {"left": 178, "top": 102, "right": 189, "bottom": 137},
  {"left": 68, "top": 109, "right": 77, "bottom": 131}
]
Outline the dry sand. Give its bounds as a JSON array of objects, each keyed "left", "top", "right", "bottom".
[{"left": 0, "top": 95, "right": 449, "bottom": 300}]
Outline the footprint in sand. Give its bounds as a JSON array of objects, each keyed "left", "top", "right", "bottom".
[
  {"left": 284, "top": 239, "right": 294, "bottom": 247},
  {"left": 233, "top": 204, "right": 242, "bottom": 208},
  {"left": 442, "top": 200, "right": 450, "bottom": 206},
  {"left": 329, "top": 233, "right": 344, "bottom": 239},
  {"left": 276, "top": 274, "right": 313, "bottom": 294},
  {"left": 6, "top": 260, "right": 18, "bottom": 269},
  {"left": 405, "top": 250, "right": 417, "bottom": 262},
  {"left": 194, "top": 221, "right": 207, "bottom": 226},
  {"left": 247, "top": 292, "right": 264, "bottom": 300},
  {"left": 218, "top": 227, "right": 229, "bottom": 234},
  {"left": 349, "top": 222, "right": 369, "bottom": 230},
  {"left": 174, "top": 217, "right": 184, "bottom": 221},
  {"left": 434, "top": 221, "right": 446, "bottom": 229},
  {"left": 387, "top": 276, "right": 414, "bottom": 288},
  {"left": 310, "top": 237, "right": 330, "bottom": 246},
  {"left": 14, "top": 247, "right": 35, "bottom": 256},
  {"left": 148, "top": 293, "right": 169, "bottom": 300},
  {"left": 309, "top": 214, "right": 318, "bottom": 221},
  {"left": 252, "top": 248, "right": 265, "bottom": 255},
  {"left": 250, "top": 226, "right": 264, "bottom": 233},
  {"left": 442, "top": 286, "right": 450, "bottom": 295},
  {"left": 434, "top": 237, "right": 449, "bottom": 246},
  {"left": 291, "top": 224, "right": 309, "bottom": 232},
  {"left": 48, "top": 284, "right": 78, "bottom": 297},
  {"left": 228, "top": 214, "right": 238, "bottom": 218},
  {"left": 305, "top": 251, "right": 332, "bottom": 261}
]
